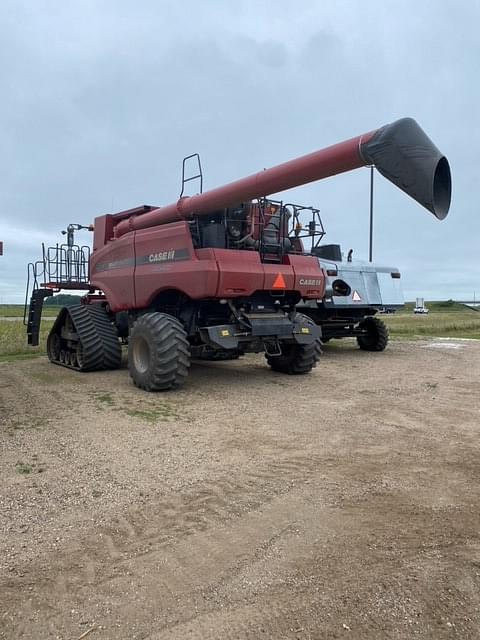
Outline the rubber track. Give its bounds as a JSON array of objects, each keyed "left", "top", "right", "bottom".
[
  {"left": 85, "top": 304, "right": 122, "bottom": 369},
  {"left": 48, "top": 305, "right": 121, "bottom": 372},
  {"left": 65, "top": 305, "right": 105, "bottom": 371}
]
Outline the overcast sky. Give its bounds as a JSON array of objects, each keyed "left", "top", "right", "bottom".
[{"left": 0, "top": 0, "right": 478, "bottom": 303}]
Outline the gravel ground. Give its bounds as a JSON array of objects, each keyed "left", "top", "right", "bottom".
[{"left": 1, "top": 339, "right": 480, "bottom": 639}]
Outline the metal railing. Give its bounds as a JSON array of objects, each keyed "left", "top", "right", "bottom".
[{"left": 23, "top": 243, "right": 90, "bottom": 324}]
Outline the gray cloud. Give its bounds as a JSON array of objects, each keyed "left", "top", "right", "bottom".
[{"left": 0, "top": 0, "right": 478, "bottom": 302}]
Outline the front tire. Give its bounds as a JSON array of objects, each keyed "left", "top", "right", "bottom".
[
  {"left": 356, "top": 316, "right": 389, "bottom": 352},
  {"left": 266, "top": 315, "right": 322, "bottom": 375},
  {"left": 128, "top": 313, "right": 190, "bottom": 391}
]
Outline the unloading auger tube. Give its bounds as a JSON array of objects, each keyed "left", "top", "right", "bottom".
[{"left": 113, "top": 117, "right": 451, "bottom": 236}]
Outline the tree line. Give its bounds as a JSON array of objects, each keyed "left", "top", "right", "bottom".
[{"left": 44, "top": 294, "right": 82, "bottom": 306}]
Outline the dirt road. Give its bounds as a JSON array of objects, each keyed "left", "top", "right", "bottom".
[{"left": 1, "top": 340, "right": 480, "bottom": 639}]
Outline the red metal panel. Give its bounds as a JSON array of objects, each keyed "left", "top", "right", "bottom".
[
  {"left": 133, "top": 223, "right": 218, "bottom": 307},
  {"left": 288, "top": 254, "right": 326, "bottom": 298},
  {"left": 93, "top": 215, "right": 114, "bottom": 251},
  {"left": 90, "top": 233, "right": 136, "bottom": 311},
  {"left": 211, "top": 249, "right": 265, "bottom": 297}
]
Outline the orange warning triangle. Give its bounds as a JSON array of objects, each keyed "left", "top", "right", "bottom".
[{"left": 272, "top": 273, "right": 286, "bottom": 289}]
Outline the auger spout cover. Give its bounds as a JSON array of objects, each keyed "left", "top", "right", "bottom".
[{"left": 359, "top": 117, "right": 451, "bottom": 220}]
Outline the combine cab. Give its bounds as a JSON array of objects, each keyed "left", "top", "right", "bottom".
[{"left": 25, "top": 117, "right": 451, "bottom": 391}]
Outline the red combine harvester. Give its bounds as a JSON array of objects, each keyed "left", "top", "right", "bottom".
[{"left": 25, "top": 118, "right": 451, "bottom": 391}]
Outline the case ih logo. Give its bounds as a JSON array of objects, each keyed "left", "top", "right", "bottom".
[
  {"left": 140, "top": 248, "right": 189, "bottom": 265},
  {"left": 299, "top": 278, "right": 322, "bottom": 286},
  {"left": 95, "top": 248, "right": 190, "bottom": 272},
  {"left": 149, "top": 250, "right": 176, "bottom": 263}
]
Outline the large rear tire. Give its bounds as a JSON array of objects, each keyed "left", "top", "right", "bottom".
[
  {"left": 356, "top": 316, "right": 389, "bottom": 352},
  {"left": 128, "top": 312, "right": 190, "bottom": 391},
  {"left": 266, "top": 315, "right": 322, "bottom": 375}
]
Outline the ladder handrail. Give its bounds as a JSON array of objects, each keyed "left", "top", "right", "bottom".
[
  {"left": 180, "top": 153, "right": 203, "bottom": 198},
  {"left": 23, "top": 262, "right": 35, "bottom": 325}
]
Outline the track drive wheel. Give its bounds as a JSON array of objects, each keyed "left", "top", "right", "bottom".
[
  {"left": 128, "top": 312, "right": 190, "bottom": 391},
  {"left": 266, "top": 315, "right": 322, "bottom": 375},
  {"left": 356, "top": 316, "right": 389, "bottom": 352},
  {"left": 46, "top": 332, "right": 61, "bottom": 362}
]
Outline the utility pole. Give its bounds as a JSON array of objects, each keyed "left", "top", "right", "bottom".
[{"left": 369, "top": 166, "right": 374, "bottom": 262}]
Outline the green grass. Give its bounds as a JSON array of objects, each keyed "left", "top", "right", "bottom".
[
  {"left": 0, "top": 305, "right": 27, "bottom": 317},
  {"left": 15, "top": 462, "right": 33, "bottom": 475},
  {"left": 15, "top": 458, "right": 46, "bottom": 473},
  {"left": 0, "top": 319, "right": 53, "bottom": 359},
  {"left": 0, "top": 352, "right": 44, "bottom": 363},
  {"left": 7, "top": 417, "right": 46, "bottom": 435},
  {"left": 0, "top": 304, "right": 63, "bottom": 317},
  {"left": 125, "top": 405, "right": 178, "bottom": 423},
  {"left": 403, "top": 300, "right": 476, "bottom": 313},
  {"left": 1, "top": 301, "right": 477, "bottom": 362},
  {"left": 95, "top": 392, "right": 115, "bottom": 406},
  {"left": 384, "top": 307, "right": 480, "bottom": 339},
  {"left": 29, "top": 370, "right": 83, "bottom": 385},
  {"left": 89, "top": 391, "right": 178, "bottom": 423}
]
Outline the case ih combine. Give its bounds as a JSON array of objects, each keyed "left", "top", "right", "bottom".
[{"left": 25, "top": 118, "right": 451, "bottom": 391}]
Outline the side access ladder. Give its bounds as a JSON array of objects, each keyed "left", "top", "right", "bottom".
[{"left": 25, "top": 287, "right": 53, "bottom": 346}]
